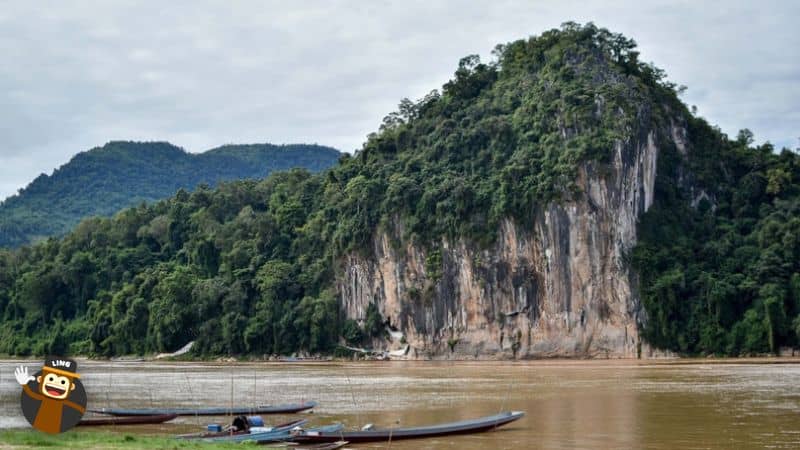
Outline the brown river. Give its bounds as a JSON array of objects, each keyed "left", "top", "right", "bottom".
[{"left": 1, "top": 359, "right": 799, "bottom": 449}]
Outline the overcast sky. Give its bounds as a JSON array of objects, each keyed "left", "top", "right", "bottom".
[{"left": 0, "top": 1, "right": 797, "bottom": 200}]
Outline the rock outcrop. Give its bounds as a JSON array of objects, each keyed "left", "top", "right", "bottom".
[{"left": 338, "top": 129, "right": 669, "bottom": 358}]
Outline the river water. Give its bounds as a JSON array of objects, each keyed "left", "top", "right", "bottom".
[{"left": 1, "top": 359, "right": 799, "bottom": 449}]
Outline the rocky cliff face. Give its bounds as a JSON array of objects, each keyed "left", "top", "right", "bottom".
[{"left": 338, "top": 126, "right": 675, "bottom": 358}]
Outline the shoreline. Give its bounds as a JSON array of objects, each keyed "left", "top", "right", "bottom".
[{"left": 3, "top": 355, "right": 800, "bottom": 365}]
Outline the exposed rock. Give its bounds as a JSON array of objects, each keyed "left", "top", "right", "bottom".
[
  {"left": 154, "top": 341, "right": 194, "bottom": 359},
  {"left": 339, "top": 128, "right": 673, "bottom": 359}
]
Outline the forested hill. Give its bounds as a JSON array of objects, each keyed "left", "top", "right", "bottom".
[
  {"left": 0, "top": 142, "right": 341, "bottom": 247},
  {"left": 0, "top": 23, "right": 797, "bottom": 359}
]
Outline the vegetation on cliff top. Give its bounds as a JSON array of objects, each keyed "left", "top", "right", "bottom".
[
  {"left": 0, "top": 23, "right": 797, "bottom": 357},
  {"left": 0, "top": 142, "right": 341, "bottom": 248}
]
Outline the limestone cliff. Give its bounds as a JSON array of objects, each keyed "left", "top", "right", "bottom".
[{"left": 339, "top": 128, "right": 673, "bottom": 358}]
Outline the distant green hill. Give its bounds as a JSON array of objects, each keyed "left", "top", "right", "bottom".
[{"left": 0, "top": 141, "right": 341, "bottom": 247}]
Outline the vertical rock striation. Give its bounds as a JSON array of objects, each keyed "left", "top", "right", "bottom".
[{"left": 339, "top": 129, "right": 668, "bottom": 358}]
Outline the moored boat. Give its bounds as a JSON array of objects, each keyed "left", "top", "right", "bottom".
[
  {"left": 90, "top": 400, "right": 317, "bottom": 416},
  {"left": 292, "top": 411, "right": 525, "bottom": 443},
  {"left": 77, "top": 413, "right": 177, "bottom": 426}
]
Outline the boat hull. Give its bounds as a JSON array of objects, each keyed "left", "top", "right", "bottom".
[
  {"left": 90, "top": 401, "right": 317, "bottom": 416},
  {"left": 78, "top": 413, "right": 177, "bottom": 426},
  {"left": 293, "top": 411, "right": 524, "bottom": 443}
]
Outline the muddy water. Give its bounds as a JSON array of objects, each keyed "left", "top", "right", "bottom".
[{"left": 1, "top": 359, "right": 799, "bottom": 449}]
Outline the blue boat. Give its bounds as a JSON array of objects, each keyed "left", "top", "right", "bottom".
[
  {"left": 204, "top": 423, "right": 344, "bottom": 443},
  {"left": 177, "top": 418, "right": 307, "bottom": 440}
]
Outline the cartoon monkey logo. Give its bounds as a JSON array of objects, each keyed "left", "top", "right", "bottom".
[{"left": 15, "top": 356, "right": 87, "bottom": 434}]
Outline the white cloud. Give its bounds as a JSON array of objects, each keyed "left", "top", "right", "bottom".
[{"left": 0, "top": 0, "right": 797, "bottom": 200}]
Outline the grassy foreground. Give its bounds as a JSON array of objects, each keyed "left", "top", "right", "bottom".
[{"left": 0, "top": 429, "right": 268, "bottom": 450}]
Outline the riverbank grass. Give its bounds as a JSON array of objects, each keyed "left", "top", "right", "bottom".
[{"left": 0, "top": 429, "right": 263, "bottom": 449}]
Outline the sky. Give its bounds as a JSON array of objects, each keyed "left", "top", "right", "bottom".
[{"left": 0, "top": 0, "right": 798, "bottom": 201}]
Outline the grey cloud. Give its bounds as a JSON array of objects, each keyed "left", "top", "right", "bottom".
[{"left": 0, "top": 0, "right": 798, "bottom": 200}]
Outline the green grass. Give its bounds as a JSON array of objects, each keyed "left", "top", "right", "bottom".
[{"left": 0, "top": 429, "right": 270, "bottom": 449}]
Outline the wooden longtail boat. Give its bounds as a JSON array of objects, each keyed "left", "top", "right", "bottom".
[
  {"left": 292, "top": 411, "right": 525, "bottom": 443},
  {"left": 176, "top": 419, "right": 308, "bottom": 439},
  {"left": 89, "top": 400, "right": 317, "bottom": 416},
  {"left": 77, "top": 413, "right": 177, "bottom": 426}
]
